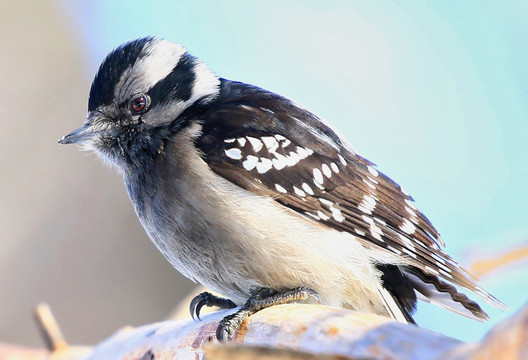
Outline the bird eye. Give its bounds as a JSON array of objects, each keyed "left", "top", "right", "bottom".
[{"left": 129, "top": 94, "right": 149, "bottom": 113}]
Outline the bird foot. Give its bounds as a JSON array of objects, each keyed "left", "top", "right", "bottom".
[
  {"left": 216, "top": 286, "right": 321, "bottom": 341},
  {"left": 189, "top": 292, "right": 236, "bottom": 320}
]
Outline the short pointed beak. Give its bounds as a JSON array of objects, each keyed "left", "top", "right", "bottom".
[{"left": 58, "top": 123, "right": 94, "bottom": 145}]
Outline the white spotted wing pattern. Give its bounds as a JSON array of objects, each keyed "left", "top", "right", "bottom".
[{"left": 196, "top": 93, "right": 504, "bottom": 317}]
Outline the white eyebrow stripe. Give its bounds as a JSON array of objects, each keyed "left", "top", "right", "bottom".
[{"left": 115, "top": 39, "right": 187, "bottom": 101}]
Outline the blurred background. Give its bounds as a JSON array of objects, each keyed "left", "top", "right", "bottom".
[{"left": 1, "top": 0, "right": 526, "bottom": 347}]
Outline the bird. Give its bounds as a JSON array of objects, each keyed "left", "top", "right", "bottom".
[{"left": 59, "top": 36, "right": 504, "bottom": 340}]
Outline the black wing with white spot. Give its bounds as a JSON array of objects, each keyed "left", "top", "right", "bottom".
[{"left": 196, "top": 80, "right": 504, "bottom": 318}]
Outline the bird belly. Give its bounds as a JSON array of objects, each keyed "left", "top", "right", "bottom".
[{"left": 126, "top": 127, "right": 395, "bottom": 315}]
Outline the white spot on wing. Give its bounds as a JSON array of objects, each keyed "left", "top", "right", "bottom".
[
  {"left": 402, "top": 247, "right": 418, "bottom": 259},
  {"left": 286, "top": 151, "right": 302, "bottom": 166},
  {"left": 224, "top": 138, "right": 235, "bottom": 143},
  {"left": 374, "top": 217, "right": 386, "bottom": 226},
  {"left": 247, "top": 136, "right": 263, "bottom": 152},
  {"left": 400, "top": 218, "right": 416, "bottom": 235},
  {"left": 272, "top": 153, "right": 288, "bottom": 170},
  {"left": 305, "top": 212, "right": 320, "bottom": 220},
  {"left": 302, "top": 182, "right": 314, "bottom": 195},
  {"left": 321, "top": 164, "right": 332, "bottom": 178},
  {"left": 358, "top": 194, "right": 377, "bottom": 214},
  {"left": 274, "top": 134, "right": 291, "bottom": 148},
  {"left": 399, "top": 234, "right": 416, "bottom": 252},
  {"left": 358, "top": 204, "right": 372, "bottom": 214},
  {"left": 243, "top": 155, "right": 258, "bottom": 170},
  {"left": 314, "top": 182, "right": 325, "bottom": 190},
  {"left": 261, "top": 136, "right": 279, "bottom": 152},
  {"left": 370, "top": 223, "right": 383, "bottom": 241},
  {"left": 363, "top": 179, "right": 376, "bottom": 190},
  {"left": 296, "top": 147, "right": 313, "bottom": 159},
  {"left": 319, "top": 198, "right": 333, "bottom": 206},
  {"left": 405, "top": 206, "right": 417, "bottom": 218},
  {"left": 256, "top": 158, "right": 273, "bottom": 173},
  {"left": 313, "top": 168, "right": 324, "bottom": 184},
  {"left": 225, "top": 148, "right": 242, "bottom": 160},
  {"left": 405, "top": 199, "right": 417, "bottom": 210},
  {"left": 237, "top": 137, "right": 247, "bottom": 147},
  {"left": 317, "top": 210, "right": 330, "bottom": 221},
  {"left": 338, "top": 154, "right": 347, "bottom": 166},
  {"left": 331, "top": 208, "right": 345, "bottom": 222},
  {"left": 318, "top": 198, "right": 345, "bottom": 222},
  {"left": 275, "top": 184, "right": 287, "bottom": 193},
  {"left": 293, "top": 186, "right": 306, "bottom": 197},
  {"left": 387, "top": 245, "right": 402, "bottom": 255},
  {"left": 362, "top": 215, "right": 374, "bottom": 224},
  {"left": 330, "top": 162, "right": 339, "bottom": 173},
  {"left": 367, "top": 166, "right": 379, "bottom": 177}
]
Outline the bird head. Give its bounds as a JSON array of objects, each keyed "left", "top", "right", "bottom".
[{"left": 59, "top": 37, "right": 220, "bottom": 168}]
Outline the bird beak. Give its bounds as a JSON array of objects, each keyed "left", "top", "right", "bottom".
[{"left": 58, "top": 123, "right": 95, "bottom": 145}]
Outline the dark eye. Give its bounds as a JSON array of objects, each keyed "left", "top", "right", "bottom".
[{"left": 129, "top": 94, "right": 149, "bottom": 113}]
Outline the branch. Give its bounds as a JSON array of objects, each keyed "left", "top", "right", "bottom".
[{"left": 2, "top": 301, "right": 527, "bottom": 359}]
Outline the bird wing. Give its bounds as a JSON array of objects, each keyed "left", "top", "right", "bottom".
[{"left": 194, "top": 81, "right": 504, "bottom": 314}]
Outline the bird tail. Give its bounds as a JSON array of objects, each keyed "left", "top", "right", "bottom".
[
  {"left": 403, "top": 266, "right": 490, "bottom": 321},
  {"left": 375, "top": 282, "right": 416, "bottom": 324},
  {"left": 375, "top": 264, "right": 417, "bottom": 324}
]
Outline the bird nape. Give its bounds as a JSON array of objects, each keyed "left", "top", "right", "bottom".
[{"left": 59, "top": 37, "right": 505, "bottom": 340}]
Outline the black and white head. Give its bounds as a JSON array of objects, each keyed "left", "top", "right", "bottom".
[{"left": 59, "top": 36, "right": 220, "bottom": 169}]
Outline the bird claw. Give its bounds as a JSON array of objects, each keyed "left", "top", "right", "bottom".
[
  {"left": 189, "top": 293, "right": 206, "bottom": 321},
  {"left": 215, "top": 309, "right": 250, "bottom": 341},
  {"left": 305, "top": 287, "right": 322, "bottom": 304},
  {"left": 189, "top": 292, "right": 236, "bottom": 321}
]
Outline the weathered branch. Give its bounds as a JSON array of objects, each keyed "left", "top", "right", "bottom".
[{"left": 1, "top": 302, "right": 527, "bottom": 359}]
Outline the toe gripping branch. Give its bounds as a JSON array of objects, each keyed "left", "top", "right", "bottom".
[
  {"left": 189, "top": 292, "right": 237, "bottom": 321},
  {"left": 194, "top": 287, "right": 321, "bottom": 341}
]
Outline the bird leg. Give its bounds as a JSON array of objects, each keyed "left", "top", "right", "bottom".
[{"left": 216, "top": 286, "right": 321, "bottom": 341}]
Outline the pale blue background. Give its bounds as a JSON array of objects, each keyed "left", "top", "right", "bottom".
[{"left": 61, "top": 0, "right": 527, "bottom": 342}]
